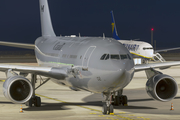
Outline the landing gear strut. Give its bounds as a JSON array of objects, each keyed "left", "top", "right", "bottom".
[{"left": 25, "top": 74, "right": 41, "bottom": 107}]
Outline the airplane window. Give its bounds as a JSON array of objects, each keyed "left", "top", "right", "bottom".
[
  {"left": 120, "top": 54, "right": 128, "bottom": 60},
  {"left": 70, "top": 55, "right": 77, "bottom": 59},
  {"left": 143, "top": 47, "right": 153, "bottom": 50},
  {"left": 105, "top": 54, "right": 109, "bottom": 60},
  {"left": 111, "top": 55, "right": 120, "bottom": 60},
  {"left": 62, "top": 54, "right": 66, "bottom": 58},
  {"left": 100, "top": 54, "right": 107, "bottom": 60}
]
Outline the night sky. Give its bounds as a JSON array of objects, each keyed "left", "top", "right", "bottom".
[{"left": 0, "top": 0, "right": 180, "bottom": 51}]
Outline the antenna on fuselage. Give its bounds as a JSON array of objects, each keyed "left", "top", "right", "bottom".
[
  {"left": 132, "top": 38, "right": 140, "bottom": 41},
  {"left": 79, "top": 33, "right": 81, "bottom": 37}
]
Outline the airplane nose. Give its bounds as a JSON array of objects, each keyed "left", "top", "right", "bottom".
[{"left": 113, "top": 61, "right": 134, "bottom": 89}]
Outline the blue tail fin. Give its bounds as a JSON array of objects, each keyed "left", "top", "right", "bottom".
[{"left": 110, "top": 11, "right": 120, "bottom": 40}]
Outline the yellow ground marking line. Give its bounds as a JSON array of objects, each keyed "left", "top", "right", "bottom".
[
  {"left": 0, "top": 80, "right": 5, "bottom": 82},
  {"left": 90, "top": 113, "right": 97, "bottom": 114},
  {"left": 36, "top": 94, "right": 150, "bottom": 120}
]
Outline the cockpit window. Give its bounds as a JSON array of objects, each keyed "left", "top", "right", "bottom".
[
  {"left": 120, "top": 54, "right": 128, "bottom": 60},
  {"left": 100, "top": 54, "right": 107, "bottom": 60},
  {"left": 105, "top": 54, "right": 109, "bottom": 60},
  {"left": 101, "top": 53, "right": 131, "bottom": 60},
  {"left": 100, "top": 54, "right": 109, "bottom": 60},
  {"left": 143, "top": 47, "right": 153, "bottom": 50},
  {"left": 111, "top": 54, "right": 120, "bottom": 60}
]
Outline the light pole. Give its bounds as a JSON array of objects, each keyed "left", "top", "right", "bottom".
[
  {"left": 154, "top": 40, "right": 156, "bottom": 51},
  {"left": 151, "top": 28, "right": 154, "bottom": 47}
]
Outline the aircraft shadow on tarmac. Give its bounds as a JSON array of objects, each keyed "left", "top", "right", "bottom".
[
  {"left": 129, "top": 96, "right": 180, "bottom": 102},
  {"left": 22, "top": 101, "right": 156, "bottom": 111},
  {"left": 1, "top": 96, "right": 180, "bottom": 111},
  {"left": 0, "top": 101, "right": 14, "bottom": 104},
  {"left": 23, "top": 101, "right": 102, "bottom": 111}
]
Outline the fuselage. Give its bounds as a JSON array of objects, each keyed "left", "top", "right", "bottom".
[
  {"left": 119, "top": 40, "right": 154, "bottom": 59},
  {"left": 34, "top": 36, "right": 135, "bottom": 93}
]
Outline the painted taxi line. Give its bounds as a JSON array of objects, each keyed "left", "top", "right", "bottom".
[{"left": 36, "top": 94, "right": 150, "bottom": 120}]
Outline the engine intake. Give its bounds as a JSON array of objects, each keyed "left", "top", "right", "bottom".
[
  {"left": 3, "top": 76, "right": 33, "bottom": 104},
  {"left": 146, "top": 74, "right": 178, "bottom": 102}
]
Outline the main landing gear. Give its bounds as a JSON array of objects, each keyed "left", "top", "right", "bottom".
[
  {"left": 26, "top": 96, "right": 41, "bottom": 107},
  {"left": 112, "top": 90, "right": 128, "bottom": 106},
  {"left": 102, "top": 90, "right": 128, "bottom": 115},
  {"left": 25, "top": 74, "right": 50, "bottom": 107}
]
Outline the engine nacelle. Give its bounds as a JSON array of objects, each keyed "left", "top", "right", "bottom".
[
  {"left": 146, "top": 74, "right": 178, "bottom": 102},
  {"left": 3, "top": 76, "right": 33, "bottom": 104}
]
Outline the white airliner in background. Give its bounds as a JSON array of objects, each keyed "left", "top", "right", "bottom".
[
  {"left": 0, "top": 0, "right": 180, "bottom": 115},
  {"left": 110, "top": 11, "right": 180, "bottom": 63}
]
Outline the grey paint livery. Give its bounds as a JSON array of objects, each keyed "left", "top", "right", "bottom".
[{"left": 35, "top": 36, "right": 134, "bottom": 93}]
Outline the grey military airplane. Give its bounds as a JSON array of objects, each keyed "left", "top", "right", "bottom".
[{"left": 0, "top": 0, "right": 180, "bottom": 115}]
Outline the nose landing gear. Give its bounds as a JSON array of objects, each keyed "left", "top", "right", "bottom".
[
  {"left": 102, "top": 93, "right": 114, "bottom": 114},
  {"left": 102, "top": 90, "right": 128, "bottom": 115}
]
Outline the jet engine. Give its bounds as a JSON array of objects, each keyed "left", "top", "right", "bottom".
[
  {"left": 146, "top": 74, "right": 178, "bottom": 102},
  {"left": 3, "top": 76, "right": 33, "bottom": 104}
]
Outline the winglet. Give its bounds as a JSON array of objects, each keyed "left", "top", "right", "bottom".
[
  {"left": 39, "top": 0, "right": 56, "bottom": 37},
  {"left": 110, "top": 11, "right": 120, "bottom": 40}
]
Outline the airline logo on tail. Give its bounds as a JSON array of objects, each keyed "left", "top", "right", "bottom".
[{"left": 110, "top": 11, "right": 120, "bottom": 40}]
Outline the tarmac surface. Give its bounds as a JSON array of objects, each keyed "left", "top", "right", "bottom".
[{"left": 0, "top": 62, "right": 180, "bottom": 120}]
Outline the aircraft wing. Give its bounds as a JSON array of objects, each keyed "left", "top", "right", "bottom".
[
  {"left": 0, "top": 64, "right": 68, "bottom": 79},
  {"left": 155, "top": 47, "right": 180, "bottom": 53},
  {"left": 134, "top": 61, "right": 180, "bottom": 72},
  {"left": 0, "top": 41, "right": 35, "bottom": 49}
]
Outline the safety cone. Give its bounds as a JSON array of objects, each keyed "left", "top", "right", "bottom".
[
  {"left": 170, "top": 103, "right": 174, "bottom": 110},
  {"left": 19, "top": 105, "right": 23, "bottom": 113}
]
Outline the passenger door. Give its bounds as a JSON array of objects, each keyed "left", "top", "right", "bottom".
[{"left": 82, "top": 46, "right": 96, "bottom": 70}]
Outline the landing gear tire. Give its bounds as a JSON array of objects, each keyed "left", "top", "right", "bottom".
[
  {"left": 25, "top": 98, "right": 33, "bottom": 107},
  {"left": 34, "top": 96, "right": 41, "bottom": 107},
  {"left": 114, "top": 96, "right": 119, "bottom": 106},
  {"left": 121, "top": 95, "right": 128, "bottom": 106},
  {"left": 108, "top": 104, "right": 114, "bottom": 114},
  {"left": 102, "top": 103, "right": 107, "bottom": 115},
  {"left": 25, "top": 96, "right": 41, "bottom": 107}
]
